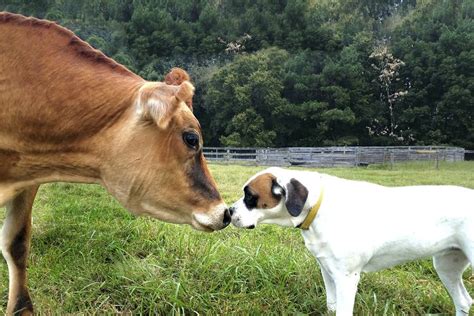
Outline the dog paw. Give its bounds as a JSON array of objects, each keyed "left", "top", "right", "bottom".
[{"left": 327, "top": 302, "right": 336, "bottom": 312}]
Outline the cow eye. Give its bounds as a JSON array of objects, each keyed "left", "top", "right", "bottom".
[{"left": 182, "top": 131, "right": 199, "bottom": 149}]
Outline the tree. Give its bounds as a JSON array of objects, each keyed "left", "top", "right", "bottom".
[
  {"left": 1, "top": 0, "right": 471, "bottom": 148},
  {"left": 204, "top": 48, "right": 289, "bottom": 146},
  {"left": 220, "top": 108, "right": 276, "bottom": 147},
  {"left": 368, "top": 45, "right": 410, "bottom": 144}
]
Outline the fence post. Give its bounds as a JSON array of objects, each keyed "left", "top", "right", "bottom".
[
  {"left": 390, "top": 150, "right": 394, "bottom": 169},
  {"left": 435, "top": 151, "right": 439, "bottom": 170},
  {"left": 355, "top": 147, "right": 359, "bottom": 167}
]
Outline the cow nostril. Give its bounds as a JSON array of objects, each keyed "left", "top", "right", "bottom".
[
  {"left": 228, "top": 206, "right": 235, "bottom": 216},
  {"left": 223, "top": 208, "right": 231, "bottom": 226}
]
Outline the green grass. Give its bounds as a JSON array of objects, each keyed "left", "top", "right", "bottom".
[{"left": 1, "top": 161, "right": 473, "bottom": 314}]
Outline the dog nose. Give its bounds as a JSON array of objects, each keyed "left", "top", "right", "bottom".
[
  {"left": 222, "top": 208, "right": 231, "bottom": 227},
  {"left": 228, "top": 206, "right": 235, "bottom": 216}
]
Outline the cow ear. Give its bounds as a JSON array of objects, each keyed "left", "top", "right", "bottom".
[
  {"left": 136, "top": 82, "right": 176, "bottom": 129},
  {"left": 285, "top": 178, "right": 308, "bottom": 217},
  {"left": 174, "top": 81, "right": 195, "bottom": 110},
  {"left": 164, "top": 67, "right": 191, "bottom": 85},
  {"left": 164, "top": 68, "right": 194, "bottom": 110}
]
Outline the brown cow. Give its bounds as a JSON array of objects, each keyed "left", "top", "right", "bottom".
[{"left": 0, "top": 12, "right": 230, "bottom": 314}]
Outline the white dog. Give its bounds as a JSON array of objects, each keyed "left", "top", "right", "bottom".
[{"left": 230, "top": 167, "right": 474, "bottom": 315}]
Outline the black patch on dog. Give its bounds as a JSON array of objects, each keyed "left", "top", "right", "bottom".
[
  {"left": 13, "top": 288, "right": 33, "bottom": 314},
  {"left": 285, "top": 178, "right": 308, "bottom": 216},
  {"left": 188, "top": 151, "right": 220, "bottom": 200},
  {"left": 10, "top": 226, "right": 28, "bottom": 269},
  {"left": 243, "top": 186, "right": 258, "bottom": 210}
]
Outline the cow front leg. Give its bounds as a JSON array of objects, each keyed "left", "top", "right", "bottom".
[{"left": 1, "top": 186, "right": 38, "bottom": 315}]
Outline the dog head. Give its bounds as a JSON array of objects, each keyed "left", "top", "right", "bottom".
[{"left": 230, "top": 167, "right": 311, "bottom": 228}]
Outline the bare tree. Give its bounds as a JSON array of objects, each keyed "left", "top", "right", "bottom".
[
  {"left": 218, "top": 33, "right": 252, "bottom": 54},
  {"left": 368, "top": 46, "right": 411, "bottom": 143}
]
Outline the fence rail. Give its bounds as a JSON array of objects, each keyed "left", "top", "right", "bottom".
[{"left": 203, "top": 146, "right": 465, "bottom": 167}]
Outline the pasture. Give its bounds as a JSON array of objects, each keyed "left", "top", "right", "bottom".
[{"left": 1, "top": 162, "right": 473, "bottom": 314}]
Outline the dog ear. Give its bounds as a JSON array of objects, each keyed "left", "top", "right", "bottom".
[{"left": 285, "top": 178, "right": 308, "bottom": 217}]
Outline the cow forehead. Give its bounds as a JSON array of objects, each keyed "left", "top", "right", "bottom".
[{"left": 175, "top": 105, "right": 201, "bottom": 130}]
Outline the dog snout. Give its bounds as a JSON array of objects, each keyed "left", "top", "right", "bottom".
[
  {"left": 228, "top": 206, "right": 235, "bottom": 216},
  {"left": 222, "top": 208, "right": 231, "bottom": 227}
]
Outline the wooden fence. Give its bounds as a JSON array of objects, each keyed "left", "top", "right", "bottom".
[
  {"left": 465, "top": 150, "right": 474, "bottom": 161},
  {"left": 203, "top": 146, "right": 465, "bottom": 167}
]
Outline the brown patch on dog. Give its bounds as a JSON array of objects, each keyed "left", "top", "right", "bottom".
[{"left": 247, "top": 173, "right": 281, "bottom": 209}]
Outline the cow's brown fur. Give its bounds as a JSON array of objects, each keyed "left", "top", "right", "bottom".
[
  {"left": 0, "top": 12, "right": 134, "bottom": 76},
  {"left": 164, "top": 67, "right": 193, "bottom": 109},
  {"left": 0, "top": 12, "right": 142, "bottom": 148},
  {"left": 0, "top": 12, "right": 226, "bottom": 313}
]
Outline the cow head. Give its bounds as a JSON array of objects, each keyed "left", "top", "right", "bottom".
[{"left": 101, "top": 69, "right": 230, "bottom": 232}]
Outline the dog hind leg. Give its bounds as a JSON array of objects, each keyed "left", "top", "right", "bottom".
[
  {"left": 460, "top": 227, "right": 474, "bottom": 270},
  {"left": 433, "top": 249, "right": 472, "bottom": 316},
  {"left": 1, "top": 186, "right": 38, "bottom": 315}
]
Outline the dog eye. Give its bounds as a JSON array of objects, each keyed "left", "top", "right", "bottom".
[
  {"left": 244, "top": 191, "right": 253, "bottom": 202},
  {"left": 243, "top": 190, "right": 258, "bottom": 209}
]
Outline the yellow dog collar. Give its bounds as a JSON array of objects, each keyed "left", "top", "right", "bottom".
[{"left": 299, "top": 185, "right": 324, "bottom": 230}]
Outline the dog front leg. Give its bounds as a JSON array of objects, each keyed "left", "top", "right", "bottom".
[
  {"left": 318, "top": 262, "right": 336, "bottom": 312},
  {"left": 333, "top": 271, "right": 360, "bottom": 316}
]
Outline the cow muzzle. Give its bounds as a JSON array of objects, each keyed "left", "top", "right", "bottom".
[{"left": 192, "top": 203, "right": 230, "bottom": 232}]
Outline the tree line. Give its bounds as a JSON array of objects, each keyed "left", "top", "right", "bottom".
[{"left": 2, "top": 0, "right": 473, "bottom": 149}]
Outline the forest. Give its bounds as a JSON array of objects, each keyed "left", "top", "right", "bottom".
[{"left": 1, "top": 0, "right": 473, "bottom": 149}]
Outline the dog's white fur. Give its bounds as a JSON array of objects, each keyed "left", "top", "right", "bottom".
[{"left": 231, "top": 167, "right": 474, "bottom": 315}]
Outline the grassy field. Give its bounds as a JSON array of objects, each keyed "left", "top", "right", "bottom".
[{"left": 0, "top": 161, "right": 473, "bottom": 314}]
